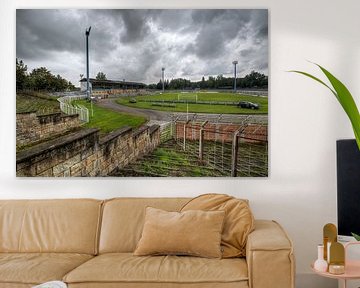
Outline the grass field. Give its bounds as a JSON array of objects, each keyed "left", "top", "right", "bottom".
[
  {"left": 111, "top": 138, "right": 267, "bottom": 177},
  {"left": 116, "top": 92, "right": 268, "bottom": 114},
  {"left": 16, "top": 93, "right": 60, "bottom": 114},
  {"left": 73, "top": 100, "right": 146, "bottom": 134},
  {"left": 111, "top": 140, "right": 226, "bottom": 177}
]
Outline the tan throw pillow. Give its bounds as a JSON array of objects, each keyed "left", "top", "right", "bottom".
[
  {"left": 181, "top": 193, "right": 254, "bottom": 258},
  {"left": 134, "top": 207, "right": 225, "bottom": 258}
]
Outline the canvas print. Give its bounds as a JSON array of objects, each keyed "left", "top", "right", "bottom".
[{"left": 16, "top": 9, "right": 268, "bottom": 177}]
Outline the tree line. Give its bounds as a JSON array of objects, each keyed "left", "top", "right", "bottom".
[
  {"left": 148, "top": 71, "right": 268, "bottom": 90},
  {"left": 17, "top": 58, "right": 267, "bottom": 92},
  {"left": 16, "top": 59, "right": 75, "bottom": 92}
]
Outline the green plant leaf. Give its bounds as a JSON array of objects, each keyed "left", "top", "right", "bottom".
[
  {"left": 289, "top": 70, "right": 337, "bottom": 98},
  {"left": 290, "top": 64, "right": 360, "bottom": 150},
  {"left": 316, "top": 65, "right": 360, "bottom": 150},
  {"left": 351, "top": 232, "right": 360, "bottom": 241}
]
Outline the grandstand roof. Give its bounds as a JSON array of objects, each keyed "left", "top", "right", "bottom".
[{"left": 79, "top": 78, "right": 146, "bottom": 87}]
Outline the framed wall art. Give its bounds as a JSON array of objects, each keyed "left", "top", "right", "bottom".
[{"left": 16, "top": 9, "right": 268, "bottom": 177}]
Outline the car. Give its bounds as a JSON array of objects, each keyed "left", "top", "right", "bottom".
[{"left": 237, "top": 101, "right": 260, "bottom": 110}]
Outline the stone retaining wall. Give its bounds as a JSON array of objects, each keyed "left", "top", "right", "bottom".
[
  {"left": 16, "top": 125, "right": 160, "bottom": 177},
  {"left": 16, "top": 112, "right": 80, "bottom": 147}
]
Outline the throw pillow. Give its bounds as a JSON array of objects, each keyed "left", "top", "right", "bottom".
[
  {"left": 134, "top": 207, "right": 225, "bottom": 258},
  {"left": 181, "top": 193, "right": 254, "bottom": 258}
]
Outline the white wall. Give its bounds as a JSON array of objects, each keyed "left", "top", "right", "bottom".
[{"left": 1, "top": 0, "right": 360, "bottom": 287}]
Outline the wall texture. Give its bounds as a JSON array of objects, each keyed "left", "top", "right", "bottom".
[{"left": 1, "top": 1, "right": 360, "bottom": 288}]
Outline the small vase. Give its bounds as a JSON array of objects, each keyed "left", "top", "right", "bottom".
[{"left": 314, "top": 244, "right": 328, "bottom": 272}]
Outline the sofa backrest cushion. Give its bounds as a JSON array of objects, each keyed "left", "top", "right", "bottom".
[
  {"left": 99, "top": 198, "right": 189, "bottom": 253},
  {"left": 181, "top": 194, "right": 254, "bottom": 258},
  {"left": 0, "top": 199, "right": 102, "bottom": 254}
]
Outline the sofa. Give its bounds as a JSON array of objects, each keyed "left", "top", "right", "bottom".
[{"left": 0, "top": 198, "right": 295, "bottom": 288}]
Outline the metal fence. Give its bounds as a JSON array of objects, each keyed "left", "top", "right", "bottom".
[
  {"left": 57, "top": 94, "right": 89, "bottom": 122},
  {"left": 150, "top": 117, "right": 268, "bottom": 177},
  {"left": 172, "top": 120, "right": 268, "bottom": 177}
]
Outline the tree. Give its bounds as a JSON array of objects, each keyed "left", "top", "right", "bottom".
[
  {"left": 243, "top": 71, "right": 268, "bottom": 88},
  {"left": 200, "top": 76, "right": 206, "bottom": 89},
  {"left": 16, "top": 59, "right": 77, "bottom": 92},
  {"left": 16, "top": 58, "right": 27, "bottom": 91},
  {"left": 29, "top": 67, "right": 53, "bottom": 91},
  {"left": 156, "top": 79, "right": 162, "bottom": 90},
  {"left": 148, "top": 71, "right": 268, "bottom": 90},
  {"left": 96, "top": 72, "right": 107, "bottom": 80}
]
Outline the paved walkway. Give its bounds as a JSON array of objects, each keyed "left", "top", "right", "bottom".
[{"left": 97, "top": 98, "right": 268, "bottom": 124}]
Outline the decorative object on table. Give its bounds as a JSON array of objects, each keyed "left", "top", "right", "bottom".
[
  {"left": 290, "top": 63, "right": 360, "bottom": 150},
  {"left": 32, "top": 281, "right": 67, "bottom": 288},
  {"left": 312, "top": 227, "right": 360, "bottom": 288},
  {"left": 323, "top": 223, "right": 337, "bottom": 262},
  {"left": 314, "top": 244, "right": 328, "bottom": 272},
  {"left": 329, "top": 242, "right": 345, "bottom": 275}
]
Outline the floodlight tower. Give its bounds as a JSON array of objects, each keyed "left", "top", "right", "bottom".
[
  {"left": 85, "top": 26, "right": 92, "bottom": 99},
  {"left": 161, "top": 67, "right": 165, "bottom": 92},
  {"left": 232, "top": 60, "right": 238, "bottom": 93}
]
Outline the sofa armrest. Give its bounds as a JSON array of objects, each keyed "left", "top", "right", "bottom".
[{"left": 246, "top": 220, "right": 295, "bottom": 288}]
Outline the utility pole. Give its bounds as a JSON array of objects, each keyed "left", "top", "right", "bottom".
[
  {"left": 233, "top": 60, "right": 238, "bottom": 93},
  {"left": 161, "top": 67, "right": 165, "bottom": 92},
  {"left": 85, "top": 26, "right": 91, "bottom": 99}
]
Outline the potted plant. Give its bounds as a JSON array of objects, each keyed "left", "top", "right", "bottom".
[
  {"left": 291, "top": 64, "right": 360, "bottom": 240},
  {"left": 290, "top": 63, "right": 360, "bottom": 150}
]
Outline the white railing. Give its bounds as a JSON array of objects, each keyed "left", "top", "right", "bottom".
[{"left": 58, "top": 94, "right": 89, "bottom": 122}]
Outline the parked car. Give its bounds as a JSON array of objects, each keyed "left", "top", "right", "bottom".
[{"left": 237, "top": 101, "right": 260, "bottom": 109}]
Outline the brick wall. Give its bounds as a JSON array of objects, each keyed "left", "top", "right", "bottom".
[
  {"left": 175, "top": 122, "right": 267, "bottom": 143},
  {"left": 16, "top": 112, "right": 80, "bottom": 147},
  {"left": 16, "top": 125, "right": 160, "bottom": 177}
]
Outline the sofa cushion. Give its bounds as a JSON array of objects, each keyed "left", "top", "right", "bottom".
[
  {"left": 99, "top": 198, "right": 190, "bottom": 253},
  {"left": 63, "top": 253, "right": 248, "bottom": 285},
  {"left": 181, "top": 194, "right": 254, "bottom": 258},
  {"left": 0, "top": 253, "right": 93, "bottom": 285},
  {"left": 0, "top": 199, "right": 102, "bottom": 254},
  {"left": 134, "top": 207, "right": 225, "bottom": 258}
]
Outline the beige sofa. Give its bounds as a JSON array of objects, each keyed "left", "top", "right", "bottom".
[{"left": 0, "top": 198, "right": 295, "bottom": 288}]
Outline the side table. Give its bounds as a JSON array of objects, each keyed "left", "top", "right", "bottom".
[{"left": 311, "top": 242, "right": 360, "bottom": 288}]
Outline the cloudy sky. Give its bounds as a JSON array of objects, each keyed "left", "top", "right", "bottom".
[{"left": 16, "top": 9, "right": 268, "bottom": 86}]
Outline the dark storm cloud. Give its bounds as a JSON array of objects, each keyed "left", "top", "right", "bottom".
[
  {"left": 16, "top": 9, "right": 268, "bottom": 85},
  {"left": 16, "top": 10, "right": 83, "bottom": 59},
  {"left": 119, "top": 10, "right": 151, "bottom": 43}
]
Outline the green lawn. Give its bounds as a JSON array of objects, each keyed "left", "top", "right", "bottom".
[
  {"left": 116, "top": 92, "right": 268, "bottom": 114},
  {"left": 16, "top": 93, "right": 60, "bottom": 114},
  {"left": 73, "top": 100, "right": 146, "bottom": 134}
]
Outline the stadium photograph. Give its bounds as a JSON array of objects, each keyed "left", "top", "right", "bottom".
[{"left": 16, "top": 9, "right": 269, "bottom": 177}]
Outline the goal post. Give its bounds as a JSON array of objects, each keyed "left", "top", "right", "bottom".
[{"left": 177, "top": 92, "right": 198, "bottom": 102}]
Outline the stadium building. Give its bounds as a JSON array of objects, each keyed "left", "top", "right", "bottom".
[{"left": 80, "top": 78, "right": 146, "bottom": 92}]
